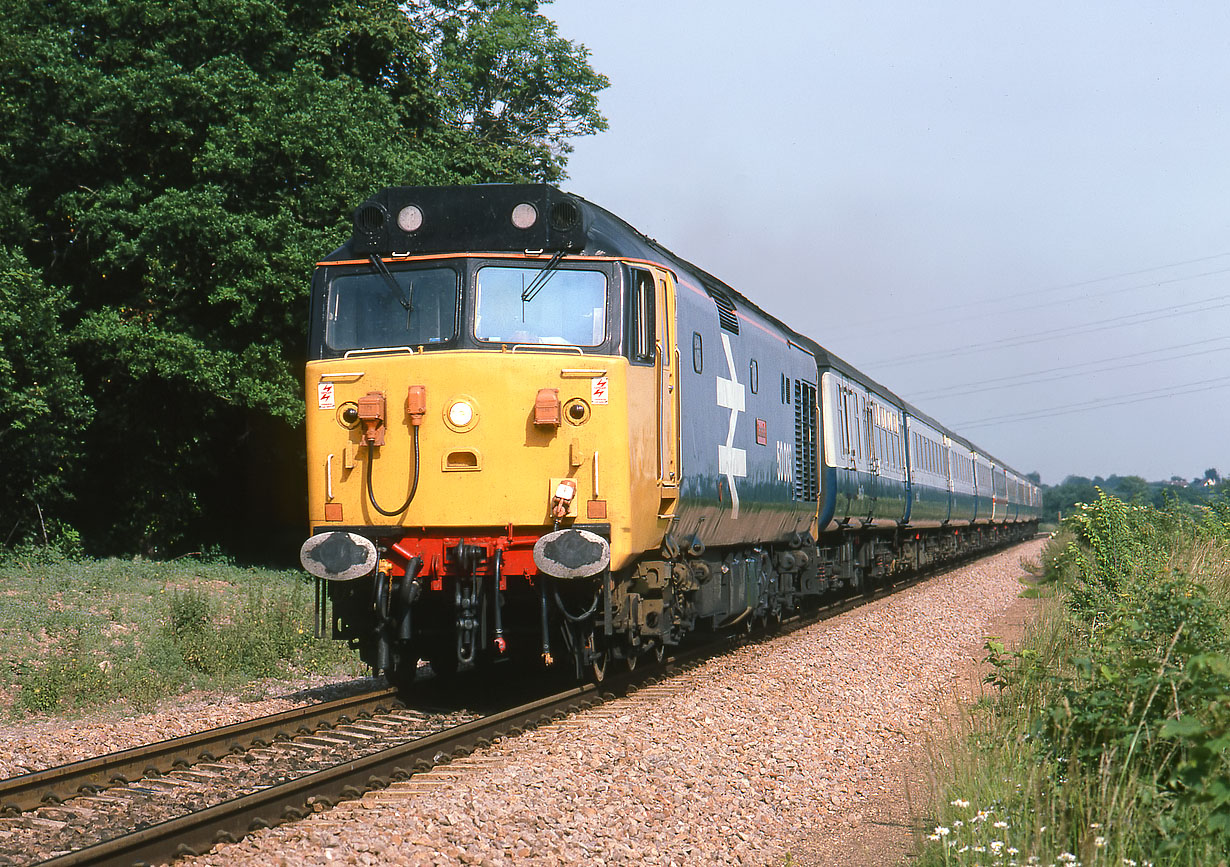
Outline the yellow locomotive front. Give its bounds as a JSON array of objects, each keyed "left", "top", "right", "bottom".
[{"left": 300, "top": 186, "right": 679, "bottom": 683}]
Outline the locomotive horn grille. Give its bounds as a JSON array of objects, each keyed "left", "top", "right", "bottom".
[{"left": 356, "top": 204, "right": 387, "bottom": 232}]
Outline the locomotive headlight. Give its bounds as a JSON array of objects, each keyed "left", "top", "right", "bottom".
[
  {"left": 444, "top": 397, "right": 478, "bottom": 432},
  {"left": 510, "top": 202, "right": 538, "bottom": 230},
  {"left": 397, "top": 204, "right": 424, "bottom": 233},
  {"left": 449, "top": 401, "right": 473, "bottom": 427}
]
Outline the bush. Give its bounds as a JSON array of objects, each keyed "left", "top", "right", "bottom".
[{"left": 921, "top": 493, "right": 1230, "bottom": 865}]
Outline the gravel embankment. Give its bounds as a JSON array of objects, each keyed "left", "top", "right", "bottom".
[{"left": 179, "top": 539, "right": 1045, "bottom": 867}]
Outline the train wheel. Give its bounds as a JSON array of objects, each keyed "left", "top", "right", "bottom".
[{"left": 585, "top": 630, "right": 608, "bottom": 682}]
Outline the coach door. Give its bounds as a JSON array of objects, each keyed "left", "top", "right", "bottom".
[
  {"left": 864, "top": 397, "right": 880, "bottom": 521},
  {"left": 655, "top": 271, "right": 680, "bottom": 511}
]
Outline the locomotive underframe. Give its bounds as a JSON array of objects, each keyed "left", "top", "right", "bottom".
[{"left": 321, "top": 519, "right": 1037, "bottom": 685}]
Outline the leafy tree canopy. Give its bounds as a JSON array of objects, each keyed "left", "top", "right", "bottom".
[{"left": 0, "top": 0, "right": 607, "bottom": 554}]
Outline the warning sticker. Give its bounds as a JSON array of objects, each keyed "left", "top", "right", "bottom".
[
  {"left": 591, "top": 376, "right": 609, "bottom": 405},
  {"left": 318, "top": 382, "right": 335, "bottom": 410}
]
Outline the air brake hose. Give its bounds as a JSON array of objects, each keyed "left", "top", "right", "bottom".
[{"left": 366, "top": 426, "right": 420, "bottom": 516}]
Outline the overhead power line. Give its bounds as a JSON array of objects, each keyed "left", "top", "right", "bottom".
[
  {"left": 954, "top": 374, "right": 1230, "bottom": 430},
  {"left": 908, "top": 336, "right": 1230, "bottom": 401},
  {"left": 848, "top": 250, "right": 1230, "bottom": 330},
  {"left": 869, "top": 292, "right": 1230, "bottom": 369},
  {"left": 860, "top": 265, "right": 1230, "bottom": 340}
]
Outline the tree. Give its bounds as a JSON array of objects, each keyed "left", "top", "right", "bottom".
[
  {"left": 0, "top": 0, "right": 607, "bottom": 554},
  {"left": 0, "top": 248, "right": 94, "bottom": 543},
  {"left": 418, "top": 0, "right": 609, "bottom": 181}
]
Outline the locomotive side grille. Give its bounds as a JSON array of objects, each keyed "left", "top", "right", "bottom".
[
  {"left": 711, "top": 292, "right": 740, "bottom": 334},
  {"left": 793, "top": 379, "right": 818, "bottom": 502}
]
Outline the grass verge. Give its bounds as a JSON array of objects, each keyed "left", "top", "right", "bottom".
[
  {"left": 0, "top": 545, "right": 363, "bottom": 718},
  {"left": 917, "top": 492, "right": 1230, "bottom": 866}
]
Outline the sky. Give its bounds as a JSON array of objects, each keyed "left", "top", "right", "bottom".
[{"left": 546, "top": 1, "right": 1230, "bottom": 486}]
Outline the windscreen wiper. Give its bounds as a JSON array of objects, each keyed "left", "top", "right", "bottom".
[
  {"left": 520, "top": 251, "right": 566, "bottom": 303},
  {"left": 368, "top": 254, "right": 412, "bottom": 313}
]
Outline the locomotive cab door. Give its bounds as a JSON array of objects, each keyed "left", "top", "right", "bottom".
[{"left": 655, "top": 271, "right": 680, "bottom": 514}]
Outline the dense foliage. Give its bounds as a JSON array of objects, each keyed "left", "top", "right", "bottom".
[
  {"left": 921, "top": 492, "right": 1230, "bottom": 865},
  {"left": 0, "top": 0, "right": 607, "bottom": 556}
]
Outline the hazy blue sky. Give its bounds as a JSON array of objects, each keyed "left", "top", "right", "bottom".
[{"left": 547, "top": 1, "right": 1230, "bottom": 485}]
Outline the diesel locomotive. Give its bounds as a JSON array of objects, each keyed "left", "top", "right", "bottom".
[{"left": 298, "top": 184, "right": 1039, "bottom": 684}]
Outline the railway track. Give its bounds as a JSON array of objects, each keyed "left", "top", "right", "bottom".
[
  {"left": 0, "top": 687, "right": 405, "bottom": 815},
  {"left": 1, "top": 544, "right": 1020, "bottom": 867}
]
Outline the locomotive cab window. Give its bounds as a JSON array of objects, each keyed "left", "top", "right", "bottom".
[
  {"left": 474, "top": 265, "right": 607, "bottom": 347},
  {"left": 325, "top": 265, "right": 458, "bottom": 352},
  {"left": 629, "top": 268, "right": 655, "bottom": 363}
]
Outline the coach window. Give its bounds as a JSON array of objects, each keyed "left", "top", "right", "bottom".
[
  {"left": 629, "top": 268, "right": 655, "bottom": 363},
  {"left": 749, "top": 359, "right": 758, "bottom": 393},
  {"left": 692, "top": 332, "right": 703, "bottom": 373}
]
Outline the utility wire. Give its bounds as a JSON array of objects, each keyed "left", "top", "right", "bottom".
[
  {"left": 848, "top": 250, "right": 1230, "bottom": 330},
  {"left": 954, "top": 374, "right": 1230, "bottom": 430},
  {"left": 909, "top": 336, "right": 1230, "bottom": 401},
  {"left": 869, "top": 292, "right": 1230, "bottom": 368},
  {"left": 862, "top": 265, "right": 1230, "bottom": 339}
]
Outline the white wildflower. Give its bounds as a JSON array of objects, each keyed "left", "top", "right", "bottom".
[
  {"left": 1095, "top": 837, "right": 1107, "bottom": 848},
  {"left": 951, "top": 798, "right": 971, "bottom": 808},
  {"left": 935, "top": 826, "right": 950, "bottom": 837},
  {"left": 994, "top": 820, "right": 1009, "bottom": 829}
]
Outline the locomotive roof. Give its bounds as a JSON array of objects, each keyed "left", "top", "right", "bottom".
[{"left": 331, "top": 184, "right": 1032, "bottom": 482}]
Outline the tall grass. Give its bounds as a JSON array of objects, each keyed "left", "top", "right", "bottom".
[{"left": 917, "top": 491, "right": 1230, "bottom": 866}]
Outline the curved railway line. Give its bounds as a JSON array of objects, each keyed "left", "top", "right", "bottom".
[{"left": 0, "top": 542, "right": 1033, "bottom": 867}]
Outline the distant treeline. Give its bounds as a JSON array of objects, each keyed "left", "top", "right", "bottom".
[
  {"left": 1043, "top": 469, "right": 1224, "bottom": 522},
  {"left": 0, "top": 0, "right": 608, "bottom": 561}
]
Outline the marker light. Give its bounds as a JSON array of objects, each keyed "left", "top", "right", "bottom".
[
  {"left": 510, "top": 202, "right": 538, "bottom": 229},
  {"left": 398, "top": 205, "right": 424, "bottom": 232},
  {"left": 448, "top": 400, "right": 474, "bottom": 427}
]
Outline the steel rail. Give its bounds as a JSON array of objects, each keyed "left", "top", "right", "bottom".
[
  {"left": 38, "top": 683, "right": 611, "bottom": 867},
  {"left": 0, "top": 686, "right": 401, "bottom": 814}
]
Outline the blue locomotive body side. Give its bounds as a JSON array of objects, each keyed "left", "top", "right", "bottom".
[{"left": 671, "top": 276, "right": 818, "bottom": 550}]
